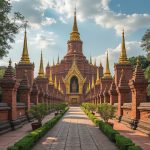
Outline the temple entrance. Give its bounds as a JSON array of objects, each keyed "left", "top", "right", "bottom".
[{"left": 70, "top": 76, "right": 79, "bottom": 93}]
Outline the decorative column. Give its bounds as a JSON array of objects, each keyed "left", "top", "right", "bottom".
[
  {"left": 30, "top": 81, "right": 39, "bottom": 104},
  {"left": 103, "top": 85, "right": 110, "bottom": 103},
  {"left": 38, "top": 87, "right": 44, "bottom": 103},
  {"left": 129, "top": 59, "right": 148, "bottom": 120},
  {"left": 117, "top": 69, "right": 130, "bottom": 120},
  {"left": 18, "top": 71, "right": 31, "bottom": 110},
  {"left": 0, "top": 60, "right": 18, "bottom": 125},
  {"left": 109, "top": 80, "right": 118, "bottom": 105}
]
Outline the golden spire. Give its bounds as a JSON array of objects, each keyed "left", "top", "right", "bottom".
[
  {"left": 88, "top": 80, "right": 91, "bottom": 90},
  {"left": 58, "top": 81, "right": 61, "bottom": 91},
  {"left": 54, "top": 76, "right": 57, "bottom": 88},
  {"left": 103, "top": 51, "right": 112, "bottom": 78},
  {"left": 96, "top": 68, "right": 100, "bottom": 85},
  {"left": 70, "top": 7, "right": 80, "bottom": 41},
  {"left": 49, "top": 67, "right": 53, "bottom": 84},
  {"left": 119, "top": 29, "right": 129, "bottom": 64},
  {"left": 20, "top": 28, "right": 30, "bottom": 64},
  {"left": 92, "top": 75, "right": 95, "bottom": 88},
  {"left": 38, "top": 51, "right": 44, "bottom": 78}
]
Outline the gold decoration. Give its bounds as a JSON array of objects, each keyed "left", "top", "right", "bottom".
[
  {"left": 57, "top": 54, "right": 59, "bottom": 64},
  {"left": 119, "top": 30, "right": 129, "bottom": 64},
  {"left": 49, "top": 68, "right": 53, "bottom": 85},
  {"left": 38, "top": 51, "right": 44, "bottom": 78},
  {"left": 20, "top": 30, "right": 30, "bottom": 64},
  {"left": 92, "top": 75, "right": 95, "bottom": 88},
  {"left": 88, "top": 80, "right": 91, "bottom": 91},
  {"left": 58, "top": 81, "right": 61, "bottom": 91},
  {"left": 103, "top": 51, "right": 112, "bottom": 79},
  {"left": 54, "top": 76, "right": 57, "bottom": 88},
  {"left": 62, "top": 57, "right": 86, "bottom": 94},
  {"left": 70, "top": 8, "right": 80, "bottom": 41},
  {"left": 96, "top": 68, "right": 100, "bottom": 85}
]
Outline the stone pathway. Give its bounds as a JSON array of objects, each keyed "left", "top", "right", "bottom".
[
  {"left": 32, "top": 107, "right": 118, "bottom": 150},
  {"left": 0, "top": 113, "right": 54, "bottom": 150}
]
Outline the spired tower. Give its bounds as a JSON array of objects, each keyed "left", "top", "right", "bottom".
[
  {"left": 45, "top": 9, "right": 103, "bottom": 104},
  {"left": 16, "top": 28, "right": 34, "bottom": 86}
]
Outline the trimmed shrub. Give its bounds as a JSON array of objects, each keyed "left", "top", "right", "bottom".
[
  {"left": 7, "top": 107, "right": 68, "bottom": 150},
  {"left": 115, "top": 134, "right": 134, "bottom": 150},
  {"left": 128, "top": 145, "right": 143, "bottom": 150}
]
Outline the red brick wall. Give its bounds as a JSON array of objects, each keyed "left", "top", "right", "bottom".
[{"left": 0, "top": 110, "right": 9, "bottom": 121}]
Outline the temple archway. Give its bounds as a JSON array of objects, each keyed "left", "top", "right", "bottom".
[{"left": 70, "top": 76, "right": 79, "bottom": 93}]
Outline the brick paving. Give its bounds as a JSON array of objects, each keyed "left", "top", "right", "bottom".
[
  {"left": 0, "top": 113, "right": 54, "bottom": 150},
  {"left": 110, "top": 119, "right": 150, "bottom": 150},
  {"left": 32, "top": 107, "right": 118, "bottom": 150}
]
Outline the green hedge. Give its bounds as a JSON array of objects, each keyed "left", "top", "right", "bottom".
[
  {"left": 81, "top": 106, "right": 143, "bottom": 150},
  {"left": 7, "top": 107, "right": 68, "bottom": 150}
]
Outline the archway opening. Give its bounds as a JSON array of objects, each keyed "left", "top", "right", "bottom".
[{"left": 70, "top": 76, "right": 79, "bottom": 93}]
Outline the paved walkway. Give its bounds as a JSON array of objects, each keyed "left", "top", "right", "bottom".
[
  {"left": 110, "top": 119, "right": 150, "bottom": 150},
  {"left": 0, "top": 113, "right": 54, "bottom": 150},
  {"left": 32, "top": 107, "right": 118, "bottom": 150}
]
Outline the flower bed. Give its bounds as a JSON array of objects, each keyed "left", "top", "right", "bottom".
[
  {"left": 81, "top": 105, "right": 142, "bottom": 150},
  {"left": 7, "top": 107, "right": 69, "bottom": 150}
]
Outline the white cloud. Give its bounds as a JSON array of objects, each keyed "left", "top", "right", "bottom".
[
  {"left": 31, "top": 31, "right": 57, "bottom": 49},
  {"left": 93, "top": 40, "right": 146, "bottom": 74},
  {"left": 46, "top": 0, "right": 150, "bottom": 35},
  {"left": 42, "top": 17, "right": 56, "bottom": 26}
]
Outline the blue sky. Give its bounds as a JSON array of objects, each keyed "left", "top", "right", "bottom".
[{"left": 1, "top": 0, "right": 150, "bottom": 76}]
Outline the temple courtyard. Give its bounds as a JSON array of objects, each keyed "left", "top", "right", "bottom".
[{"left": 1, "top": 107, "right": 149, "bottom": 150}]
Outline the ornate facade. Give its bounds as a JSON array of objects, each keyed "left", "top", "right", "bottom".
[{"left": 45, "top": 10, "right": 103, "bottom": 104}]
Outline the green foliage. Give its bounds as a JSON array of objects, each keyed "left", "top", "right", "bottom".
[
  {"left": 29, "top": 103, "right": 48, "bottom": 124},
  {"left": 128, "top": 145, "right": 143, "bottom": 150},
  {"left": 128, "top": 56, "right": 150, "bottom": 69},
  {"left": 141, "top": 28, "right": 150, "bottom": 60},
  {"left": 98, "top": 103, "right": 116, "bottom": 122},
  {"left": 81, "top": 103, "right": 97, "bottom": 113},
  {"left": 81, "top": 104, "right": 143, "bottom": 150},
  {"left": 115, "top": 134, "right": 134, "bottom": 150},
  {"left": 0, "top": 0, "right": 25, "bottom": 58},
  {"left": 144, "top": 66, "right": 150, "bottom": 96},
  {"left": 7, "top": 107, "right": 68, "bottom": 150}
]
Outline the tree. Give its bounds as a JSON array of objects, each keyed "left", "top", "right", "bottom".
[
  {"left": 98, "top": 103, "right": 116, "bottom": 123},
  {"left": 0, "top": 0, "right": 24, "bottom": 58},
  {"left": 128, "top": 55, "right": 150, "bottom": 69},
  {"left": 141, "top": 28, "right": 150, "bottom": 60}
]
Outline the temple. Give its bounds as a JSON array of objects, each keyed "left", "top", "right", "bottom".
[{"left": 0, "top": 8, "right": 150, "bottom": 136}]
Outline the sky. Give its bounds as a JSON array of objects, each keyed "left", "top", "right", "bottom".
[{"left": 0, "top": 0, "right": 150, "bottom": 76}]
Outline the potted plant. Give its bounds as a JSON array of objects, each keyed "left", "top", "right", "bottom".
[
  {"left": 98, "top": 103, "right": 116, "bottom": 127},
  {"left": 29, "top": 103, "right": 47, "bottom": 130}
]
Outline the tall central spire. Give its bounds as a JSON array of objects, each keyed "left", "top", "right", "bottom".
[
  {"left": 70, "top": 7, "right": 80, "bottom": 41},
  {"left": 119, "top": 30, "right": 128, "bottom": 64},
  {"left": 20, "top": 28, "right": 30, "bottom": 64}
]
